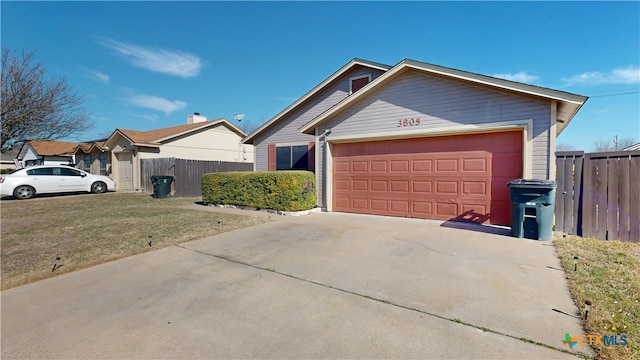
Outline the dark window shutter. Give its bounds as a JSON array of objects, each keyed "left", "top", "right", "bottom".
[
  {"left": 308, "top": 141, "right": 315, "bottom": 172},
  {"left": 268, "top": 144, "right": 276, "bottom": 171},
  {"left": 351, "top": 77, "right": 369, "bottom": 93}
]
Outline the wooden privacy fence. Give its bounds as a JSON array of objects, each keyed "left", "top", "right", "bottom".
[
  {"left": 555, "top": 150, "right": 640, "bottom": 242},
  {"left": 140, "top": 158, "right": 253, "bottom": 197}
]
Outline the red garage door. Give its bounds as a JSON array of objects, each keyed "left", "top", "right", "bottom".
[{"left": 332, "top": 131, "right": 522, "bottom": 225}]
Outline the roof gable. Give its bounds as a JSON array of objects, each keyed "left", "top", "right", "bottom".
[
  {"left": 243, "top": 58, "right": 392, "bottom": 143},
  {"left": 300, "top": 59, "right": 588, "bottom": 135},
  {"left": 24, "top": 140, "right": 83, "bottom": 156},
  {"left": 105, "top": 118, "right": 245, "bottom": 148}
]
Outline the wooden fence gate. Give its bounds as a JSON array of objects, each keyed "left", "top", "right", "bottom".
[
  {"left": 140, "top": 158, "right": 253, "bottom": 197},
  {"left": 555, "top": 150, "right": 640, "bottom": 242}
]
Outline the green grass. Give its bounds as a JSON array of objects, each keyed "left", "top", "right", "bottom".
[
  {"left": 1, "top": 193, "right": 270, "bottom": 290},
  {"left": 554, "top": 234, "right": 640, "bottom": 360}
]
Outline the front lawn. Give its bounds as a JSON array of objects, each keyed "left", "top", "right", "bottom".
[
  {"left": 555, "top": 235, "right": 639, "bottom": 360},
  {"left": 1, "top": 193, "right": 270, "bottom": 290}
]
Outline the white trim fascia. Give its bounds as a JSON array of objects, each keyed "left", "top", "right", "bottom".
[
  {"left": 325, "top": 139, "right": 334, "bottom": 212},
  {"left": 154, "top": 119, "right": 244, "bottom": 143},
  {"left": 274, "top": 141, "right": 311, "bottom": 147},
  {"left": 348, "top": 73, "right": 372, "bottom": 95},
  {"left": 300, "top": 59, "right": 587, "bottom": 134},
  {"left": 314, "top": 128, "right": 322, "bottom": 208},
  {"left": 243, "top": 59, "right": 392, "bottom": 144},
  {"left": 549, "top": 101, "right": 558, "bottom": 180},
  {"left": 323, "top": 120, "right": 534, "bottom": 211},
  {"left": 401, "top": 60, "right": 587, "bottom": 104},
  {"left": 325, "top": 120, "right": 532, "bottom": 144}
]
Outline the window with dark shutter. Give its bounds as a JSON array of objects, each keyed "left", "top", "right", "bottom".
[
  {"left": 275, "top": 145, "right": 309, "bottom": 170},
  {"left": 350, "top": 74, "right": 371, "bottom": 94}
]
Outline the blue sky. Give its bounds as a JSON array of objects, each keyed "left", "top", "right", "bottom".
[{"left": 2, "top": 1, "right": 639, "bottom": 151}]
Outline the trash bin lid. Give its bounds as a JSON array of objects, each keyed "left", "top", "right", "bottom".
[{"left": 507, "top": 179, "right": 556, "bottom": 188}]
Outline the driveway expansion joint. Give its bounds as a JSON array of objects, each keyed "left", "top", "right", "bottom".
[{"left": 175, "top": 244, "right": 587, "bottom": 359}]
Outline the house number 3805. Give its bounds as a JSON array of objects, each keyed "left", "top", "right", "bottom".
[{"left": 397, "top": 118, "right": 421, "bottom": 127}]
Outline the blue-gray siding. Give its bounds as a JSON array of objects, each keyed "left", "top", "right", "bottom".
[
  {"left": 253, "top": 66, "right": 387, "bottom": 170},
  {"left": 315, "top": 70, "right": 552, "bottom": 207}
]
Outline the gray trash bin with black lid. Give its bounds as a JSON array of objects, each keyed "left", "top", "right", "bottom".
[
  {"left": 507, "top": 179, "right": 556, "bottom": 241},
  {"left": 150, "top": 175, "right": 173, "bottom": 199}
]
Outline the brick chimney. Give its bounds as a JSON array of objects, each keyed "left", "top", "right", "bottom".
[{"left": 187, "top": 112, "right": 207, "bottom": 124}]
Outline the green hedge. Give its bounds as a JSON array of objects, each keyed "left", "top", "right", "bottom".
[{"left": 202, "top": 171, "right": 316, "bottom": 212}]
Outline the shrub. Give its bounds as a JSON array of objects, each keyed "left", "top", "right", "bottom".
[
  {"left": 0, "top": 168, "right": 15, "bottom": 174},
  {"left": 202, "top": 171, "right": 316, "bottom": 212}
]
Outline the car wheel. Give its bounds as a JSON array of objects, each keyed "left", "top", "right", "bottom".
[
  {"left": 13, "top": 185, "right": 35, "bottom": 200},
  {"left": 91, "top": 181, "right": 107, "bottom": 194}
]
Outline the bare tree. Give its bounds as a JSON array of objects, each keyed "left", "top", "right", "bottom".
[
  {"left": 593, "top": 136, "right": 639, "bottom": 152},
  {"left": 556, "top": 143, "right": 577, "bottom": 152},
  {"left": 617, "top": 136, "right": 638, "bottom": 150},
  {"left": 1, "top": 48, "right": 93, "bottom": 152},
  {"left": 593, "top": 138, "right": 614, "bottom": 152}
]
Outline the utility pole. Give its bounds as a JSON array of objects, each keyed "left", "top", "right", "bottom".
[{"left": 614, "top": 135, "right": 618, "bottom": 151}]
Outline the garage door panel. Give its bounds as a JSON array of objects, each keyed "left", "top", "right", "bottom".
[
  {"left": 412, "top": 202, "right": 433, "bottom": 217},
  {"left": 390, "top": 201, "right": 409, "bottom": 213},
  {"left": 335, "top": 197, "right": 350, "bottom": 209},
  {"left": 352, "top": 180, "right": 368, "bottom": 191},
  {"left": 334, "top": 161, "right": 350, "bottom": 173},
  {"left": 435, "top": 202, "right": 458, "bottom": 217},
  {"left": 352, "top": 161, "right": 368, "bottom": 172},
  {"left": 390, "top": 160, "right": 409, "bottom": 172},
  {"left": 370, "top": 180, "right": 388, "bottom": 192},
  {"left": 352, "top": 198, "right": 369, "bottom": 210},
  {"left": 335, "top": 180, "right": 350, "bottom": 191},
  {"left": 370, "top": 161, "right": 387, "bottom": 172},
  {"left": 436, "top": 181, "right": 458, "bottom": 194},
  {"left": 435, "top": 158, "right": 458, "bottom": 172},
  {"left": 462, "top": 181, "right": 487, "bottom": 195},
  {"left": 390, "top": 181, "right": 410, "bottom": 192},
  {"left": 332, "top": 131, "right": 522, "bottom": 225},
  {"left": 371, "top": 199, "right": 388, "bottom": 211},
  {"left": 412, "top": 159, "right": 433, "bottom": 172},
  {"left": 462, "top": 158, "right": 488, "bottom": 172},
  {"left": 412, "top": 181, "right": 433, "bottom": 193}
]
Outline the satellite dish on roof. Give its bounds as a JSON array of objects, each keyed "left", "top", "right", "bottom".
[{"left": 234, "top": 113, "right": 245, "bottom": 122}]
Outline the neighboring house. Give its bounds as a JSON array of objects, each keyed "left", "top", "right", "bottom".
[
  {"left": 244, "top": 58, "right": 588, "bottom": 226},
  {"left": 17, "top": 140, "right": 81, "bottom": 167},
  {"left": 73, "top": 140, "right": 110, "bottom": 176},
  {"left": 622, "top": 142, "right": 640, "bottom": 151},
  {"left": 103, "top": 113, "right": 253, "bottom": 191},
  {"left": 1, "top": 148, "right": 20, "bottom": 169}
]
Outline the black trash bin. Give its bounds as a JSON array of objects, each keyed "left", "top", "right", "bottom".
[
  {"left": 150, "top": 175, "right": 174, "bottom": 199},
  {"left": 507, "top": 179, "right": 556, "bottom": 241}
]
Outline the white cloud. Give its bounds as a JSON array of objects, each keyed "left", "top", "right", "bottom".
[
  {"left": 88, "top": 70, "right": 110, "bottom": 84},
  {"left": 99, "top": 38, "right": 203, "bottom": 78},
  {"left": 563, "top": 66, "right": 640, "bottom": 85},
  {"left": 127, "top": 94, "right": 187, "bottom": 114},
  {"left": 133, "top": 113, "right": 159, "bottom": 122},
  {"left": 492, "top": 71, "right": 539, "bottom": 83}
]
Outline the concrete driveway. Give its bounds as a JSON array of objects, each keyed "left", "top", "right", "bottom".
[{"left": 1, "top": 212, "right": 590, "bottom": 359}]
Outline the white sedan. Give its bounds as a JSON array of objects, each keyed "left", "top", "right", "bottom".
[{"left": 0, "top": 165, "right": 116, "bottom": 200}]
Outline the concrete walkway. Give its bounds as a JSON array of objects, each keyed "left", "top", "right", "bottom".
[{"left": 1, "top": 211, "right": 590, "bottom": 359}]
